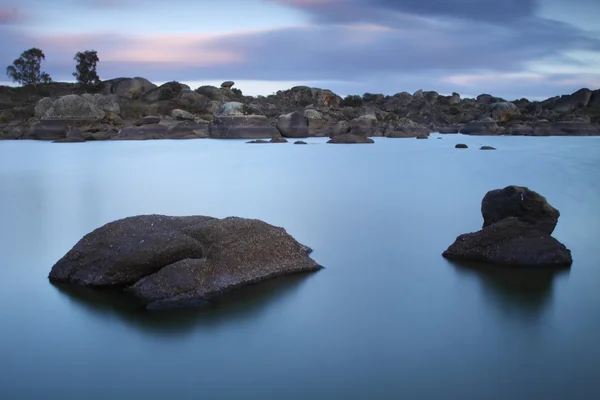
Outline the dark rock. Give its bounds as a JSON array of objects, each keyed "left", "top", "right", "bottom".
[
  {"left": 442, "top": 217, "right": 572, "bottom": 268},
  {"left": 553, "top": 88, "right": 593, "bottom": 112},
  {"left": 331, "top": 121, "right": 350, "bottom": 136},
  {"left": 416, "top": 135, "right": 428, "bottom": 139},
  {"left": 481, "top": 185, "right": 560, "bottom": 235},
  {"left": 221, "top": 81, "right": 235, "bottom": 89},
  {"left": 349, "top": 115, "right": 377, "bottom": 136},
  {"left": 505, "top": 124, "right": 534, "bottom": 135},
  {"left": 117, "top": 124, "right": 168, "bottom": 140},
  {"left": 53, "top": 137, "right": 86, "bottom": 143},
  {"left": 327, "top": 133, "right": 374, "bottom": 144},
  {"left": 135, "top": 116, "right": 161, "bottom": 126},
  {"left": 140, "top": 81, "right": 189, "bottom": 103},
  {"left": 27, "top": 120, "right": 69, "bottom": 140},
  {"left": 461, "top": 118, "right": 501, "bottom": 135},
  {"left": 480, "top": 146, "right": 496, "bottom": 150},
  {"left": 294, "top": 141, "right": 308, "bottom": 144},
  {"left": 276, "top": 111, "right": 309, "bottom": 138},
  {"left": 270, "top": 137, "right": 288, "bottom": 143},
  {"left": 165, "top": 121, "right": 208, "bottom": 139},
  {"left": 210, "top": 115, "right": 280, "bottom": 139},
  {"left": 48, "top": 214, "right": 322, "bottom": 309},
  {"left": 455, "top": 144, "right": 468, "bottom": 148},
  {"left": 437, "top": 126, "right": 461, "bottom": 134},
  {"left": 247, "top": 139, "right": 269, "bottom": 144},
  {"left": 489, "top": 102, "right": 520, "bottom": 121},
  {"left": 385, "top": 118, "right": 430, "bottom": 138}
]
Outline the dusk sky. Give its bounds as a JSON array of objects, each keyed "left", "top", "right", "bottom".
[{"left": 1, "top": 0, "right": 599, "bottom": 99}]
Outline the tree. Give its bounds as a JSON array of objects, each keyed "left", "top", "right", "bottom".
[
  {"left": 73, "top": 50, "right": 100, "bottom": 86},
  {"left": 6, "top": 48, "right": 52, "bottom": 86}
]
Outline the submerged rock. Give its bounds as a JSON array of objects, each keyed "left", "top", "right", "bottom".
[
  {"left": 455, "top": 143, "right": 468, "bottom": 148},
  {"left": 443, "top": 186, "right": 572, "bottom": 268},
  {"left": 480, "top": 146, "right": 496, "bottom": 150},
  {"left": 48, "top": 215, "right": 323, "bottom": 309},
  {"left": 327, "top": 133, "right": 374, "bottom": 144}
]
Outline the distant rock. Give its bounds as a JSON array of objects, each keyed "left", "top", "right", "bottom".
[
  {"left": 385, "top": 118, "right": 430, "bottom": 138},
  {"left": 40, "top": 94, "right": 105, "bottom": 120},
  {"left": 270, "top": 137, "right": 288, "bottom": 143},
  {"left": 140, "top": 81, "right": 189, "bottom": 103},
  {"left": 171, "top": 109, "right": 196, "bottom": 121},
  {"left": 349, "top": 114, "right": 377, "bottom": 136},
  {"left": 327, "top": 133, "right": 374, "bottom": 144},
  {"left": 106, "top": 77, "right": 157, "bottom": 100},
  {"left": 210, "top": 115, "right": 280, "bottom": 139},
  {"left": 553, "top": 88, "right": 593, "bottom": 112},
  {"left": 442, "top": 186, "right": 572, "bottom": 268},
  {"left": 480, "top": 146, "right": 496, "bottom": 150},
  {"left": 165, "top": 120, "right": 209, "bottom": 139},
  {"left": 48, "top": 214, "right": 323, "bottom": 310},
  {"left": 276, "top": 111, "right": 309, "bottom": 138},
  {"left": 455, "top": 143, "right": 468, "bottom": 148},
  {"left": 116, "top": 124, "right": 168, "bottom": 140},
  {"left": 461, "top": 118, "right": 501, "bottom": 135},
  {"left": 53, "top": 136, "right": 85, "bottom": 143},
  {"left": 135, "top": 116, "right": 161, "bottom": 126},
  {"left": 221, "top": 81, "right": 235, "bottom": 89},
  {"left": 217, "top": 102, "right": 247, "bottom": 117},
  {"left": 437, "top": 126, "right": 461, "bottom": 134},
  {"left": 246, "top": 139, "right": 269, "bottom": 144},
  {"left": 294, "top": 140, "right": 308, "bottom": 145},
  {"left": 489, "top": 102, "right": 520, "bottom": 121},
  {"left": 331, "top": 121, "right": 350, "bottom": 137}
]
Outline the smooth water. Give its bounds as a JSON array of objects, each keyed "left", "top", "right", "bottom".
[{"left": 1, "top": 134, "right": 599, "bottom": 399}]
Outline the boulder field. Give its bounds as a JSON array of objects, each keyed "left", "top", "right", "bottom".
[{"left": 1, "top": 79, "right": 599, "bottom": 142}]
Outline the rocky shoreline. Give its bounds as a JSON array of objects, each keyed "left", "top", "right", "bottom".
[{"left": 1, "top": 78, "right": 599, "bottom": 142}]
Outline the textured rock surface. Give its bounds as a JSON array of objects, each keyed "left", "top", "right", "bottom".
[
  {"left": 443, "top": 186, "right": 571, "bottom": 268},
  {"left": 481, "top": 186, "right": 560, "bottom": 234},
  {"left": 276, "top": 111, "right": 309, "bottom": 138},
  {"left": 443, "top": 218, "right": 572, "bottom": 268},
  {"left": 327, "top": 133, "right": 374, "bottom": 144},
  {"left": 49, "top": 215, "right": 323, "bottom": 309}
]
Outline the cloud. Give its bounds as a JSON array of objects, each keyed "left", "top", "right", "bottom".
[
  {"left": 0, "top": 4, "right": 25, "bottom": 25},
  {"left": 270, "top": 0, "right": 538, "bottom": 24}
]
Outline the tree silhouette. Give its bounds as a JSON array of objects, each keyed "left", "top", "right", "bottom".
[
  {"left": 73, "top": 50, "right": 100, "bottom": 86},
  {"left": 6, "top": 48, "right": 52, "bottom": 86}
]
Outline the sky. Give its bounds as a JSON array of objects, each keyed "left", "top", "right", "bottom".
[{"left": 1, "top": 0, "right": 599, "bottom": 100}]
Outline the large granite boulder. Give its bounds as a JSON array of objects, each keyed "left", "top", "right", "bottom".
[
  {"left": 276, "top": 111, "right": 309, "bottom": 138},
  {"left": 349, "top": 115, "right": 377, "bottom": 136},
  {"left": 461, "top": 118, "right": 502, "bottom": 135},
  {"left": 481, "top": 185, "right": 560, "bottom": 234},
  {"left": 210, "top": 115, "right": 280, "bottom": 139},
  {"left": 385, "top": 118, "right": 430, "bottom": 138},
  {"left": 105, "top": 77, "right": 157, "bottom": 100},
  {"left": 48, "top": 215, "right": 323, "bottom": 310},
  {"left": 140, "top": 81, "right": 190, "bottom": 103},
  {"left": 553, "top": 88, "right": 593, "bottom": 113},
  {"left": 40, "top": 95, "right": 106, "bottom": 120},
  {"left": 442, "top": 186, "right": 572, "bottom": 268},
  {"left": 26, "top": 120, "right": 69, "bottom": 140},
  {"left": 81, "top": 94, "right": 121, "bottom": 115},
  {"left": 164, "top": 120, "right": 209, "bottom": 139},
  {"left": 442, "top": 217, "right": 572, "bottom": 268},
  {"left": 489, "top": 102, "right": 520, "bottom": 121},
  {"left": 217, "top": 102, "right": 248, "bottom": 116}
]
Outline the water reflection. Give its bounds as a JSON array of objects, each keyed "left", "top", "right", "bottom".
[
  {"left": 449, "top": 260, "right": 569, "bottom": 322},
  {"left": 52, "top": 273, "right": 317, "bottom": 337}
]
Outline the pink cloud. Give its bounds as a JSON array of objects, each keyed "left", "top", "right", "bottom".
[{"left": 0, "top": 5, "right": 25, "bottom": 25}]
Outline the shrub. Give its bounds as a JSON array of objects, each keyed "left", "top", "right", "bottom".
[{"left": 340, "top": 95, "right": 363, "bottom": 107}]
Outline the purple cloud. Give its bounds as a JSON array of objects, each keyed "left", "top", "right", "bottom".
[{"left": 0, "top": 4, "right": 25, "bottom": 25}]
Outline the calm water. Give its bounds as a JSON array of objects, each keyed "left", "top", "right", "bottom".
[{"left": 1, "top": 134, "right": 600, "bottom": 399}]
